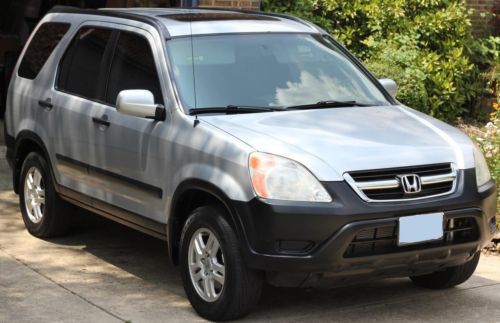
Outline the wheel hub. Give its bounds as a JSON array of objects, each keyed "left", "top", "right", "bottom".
[
  {"left": 188, "top": 228, "right": 225, "bottom": 302},
  {"left": 23, "top": 167, "right": 45, "bottom": 224}
]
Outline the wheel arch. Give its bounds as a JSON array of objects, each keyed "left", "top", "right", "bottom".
[
  {"left": 12, "top": 130, "right": 55, "bottom": 194},
  {"left": 168, "top": 179, "right": 249, "bottom": 266}
]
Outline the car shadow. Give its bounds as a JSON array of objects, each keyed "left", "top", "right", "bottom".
[{"left": 43, "top": 208, "right": 499, "bottom": 321}]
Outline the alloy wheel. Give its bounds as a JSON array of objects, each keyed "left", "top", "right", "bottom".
[
  {"left": 23, "top": 167, "right": 45, "bottom": 224},
  {"left": 188, "top": 228, "right": 225, "bottom": 302}
]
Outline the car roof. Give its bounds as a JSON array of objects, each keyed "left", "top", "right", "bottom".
[{"left": 50, "top": 6, "right": 324, "bottom": 38}]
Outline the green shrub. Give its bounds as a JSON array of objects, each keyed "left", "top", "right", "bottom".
[
  {"left": 459, "top": 106, "right": 500, "bottom": 214},
  {"left": 364, "top": 35, "right": 476, "bottom": 120},
  {"left": 262, "top": 0, "right": 498, "bottom": 122}
]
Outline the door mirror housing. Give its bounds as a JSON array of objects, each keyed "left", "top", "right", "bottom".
[
  {"left": 116, "top": 90, "right": 165, "bottom": 121},
  {"left": 378, "top": 79, "right": 398, "bottom": 98}
]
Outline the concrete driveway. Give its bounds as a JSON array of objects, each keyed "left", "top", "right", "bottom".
[{"left": 1, "top": 147, "right": 500, "bottom": 323}]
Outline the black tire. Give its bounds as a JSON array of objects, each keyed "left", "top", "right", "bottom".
[
  {"left": 19, "top": 152, "right": 72, "bottom": 238},
  {"left": 179, "top": 205, "right": 263, "bottom": 321},
  {"left": 410, "top": 252, "right": 480, "bottom": 289}
]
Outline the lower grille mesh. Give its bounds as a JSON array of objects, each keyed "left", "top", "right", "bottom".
[{"left": 344, "top": 217, "right": 478, "bottom": 258}]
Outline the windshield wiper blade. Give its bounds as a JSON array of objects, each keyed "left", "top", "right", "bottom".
[
  {"left": 188, "top": 105, "right": 284, "bottom": 116},
  {"left": 285, "top": 100, "right": 373, "bottom": 110}
]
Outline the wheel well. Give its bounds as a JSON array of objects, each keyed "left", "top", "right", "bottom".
[
  {"left": 13, "top": 138, "right": 45, "bottom": 193},
  {"left": 170, "top": 188, "right": 233, "bottom": 265}
]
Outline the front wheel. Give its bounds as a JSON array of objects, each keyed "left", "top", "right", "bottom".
[
  {"left": 410, "top": 252, "right": 480, "bottom": 289},
  {"left": 179, "top": 206, "right": 263, "bottom": 321}
]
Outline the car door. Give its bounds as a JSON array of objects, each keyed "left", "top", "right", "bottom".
[
  {"left": 90, "top": 27, "right": 168, "bottom": 222},
  {"left": 52, "top": 25, "right": 115, "bottom": 203},
  {"left": 52, "top": 22, "right": 170, "bottom": 223}
]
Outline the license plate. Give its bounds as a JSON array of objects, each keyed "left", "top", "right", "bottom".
[{"left": 398, "top": 212, "right": 444, "bottom": 246}]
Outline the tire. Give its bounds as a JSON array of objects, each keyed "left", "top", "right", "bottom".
[
  {"left": 179, "top": 205, "right": 263, "bottom": 321},
  {"left": 19, "top": 152, "right": 71, "bottom": 238},
  {"left": 410, "top": 252, "right": 480, "bottom": 289}
]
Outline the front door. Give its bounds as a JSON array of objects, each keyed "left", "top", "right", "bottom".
[{"left": 90, "top": 27, "right": 168, "bottom": 222}]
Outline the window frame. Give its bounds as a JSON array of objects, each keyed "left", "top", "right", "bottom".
[
  {"left": 17, "top": 22, "right": 71, "bottom": 80},
  {"left": 54, "top": 22, "right": 165, "bottom": 108}
]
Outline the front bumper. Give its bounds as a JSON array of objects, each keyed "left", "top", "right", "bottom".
[{"left": 233, "top": 169, "right": 497, "bottom": 287}]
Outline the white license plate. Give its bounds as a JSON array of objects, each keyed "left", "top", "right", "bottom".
[{"left": 398, "top": 212, "right": 444, "bottom": 246}]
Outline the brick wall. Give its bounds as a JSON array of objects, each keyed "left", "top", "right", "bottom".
[
  {"left": 466, "top": 0, "right": 497, "bottom": 36},
  {"left": 198, "top": 0, "right": 261, "bottom": 9}
]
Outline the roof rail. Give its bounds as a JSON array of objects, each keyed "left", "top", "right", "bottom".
[
  {"left": 174, "top": 6, "right": 326, "bottom": 34},
  {"left": 47, "top": 5, "right": 171, "bottom": 39},
  {"left": 257, "top": 11, "right": 328, "bottom": 34}
]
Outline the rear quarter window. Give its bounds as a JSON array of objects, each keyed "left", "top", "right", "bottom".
[{"left": 18, "top": 22, "right": 70, "bottom": 80}]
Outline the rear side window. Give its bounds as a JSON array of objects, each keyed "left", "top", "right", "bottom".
[
  {"left": 105, "top": 31, "right": 163, "bottom": 105},
  {"left": 57, "top": 27, "right": 113, "bottom": 101},
  {"left": 18, "top": 22, "right": 70, "bottom": 80}
]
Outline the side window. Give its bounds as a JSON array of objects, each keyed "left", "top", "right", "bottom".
[
  {"left": 18, "top": 22, "right": 70, "bottom": 80},
  {"left": 57, "top": 27, "right": 113, "bottom": 101},
  {"left": 106, "top": 31, "right": 163, "bottom": 105}
]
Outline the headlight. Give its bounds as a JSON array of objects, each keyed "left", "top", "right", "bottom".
[
  {"left": 473, "top": 145, "right": 491, "bottom": 187},
  {"left": 249, "top": 152, "right": 332, "bottom": 202}
]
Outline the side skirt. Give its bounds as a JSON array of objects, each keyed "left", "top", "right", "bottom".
[{"left": 58, "top": 185, "right": 168, "bottom": 241}]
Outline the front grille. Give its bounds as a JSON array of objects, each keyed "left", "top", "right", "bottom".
[
  {"left": 345, "top": 163, "right": 456, "bottom": 201},
  {"left": 344, "top": 216, "right": 478, "bottom": 258}
]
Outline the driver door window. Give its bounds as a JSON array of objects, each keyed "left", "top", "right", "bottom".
[{"left": 105, "top": 30, "right": 163, "bottom": 105}]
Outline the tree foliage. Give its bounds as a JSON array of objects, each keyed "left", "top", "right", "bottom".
[{"left": 262, "top": 0, "right": 499, "bottom": 122}]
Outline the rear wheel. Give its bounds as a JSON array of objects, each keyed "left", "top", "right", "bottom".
[
  {"left": 410, "top": 252, "right": 480, "bottom": 289},
  {"left": 19, "top": 152, "right": 71, "bottom": 238},
  {"left": 179, "top": 205, "right": 263, "bottom": 321}
]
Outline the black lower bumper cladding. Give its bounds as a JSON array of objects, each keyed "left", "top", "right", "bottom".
[{"left": 232, "top": 168, "right": 497, "bottom": 287}]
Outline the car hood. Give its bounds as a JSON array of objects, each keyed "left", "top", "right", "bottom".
[{"left": 201, "top": 105, "right": 474, "bottom": 181}]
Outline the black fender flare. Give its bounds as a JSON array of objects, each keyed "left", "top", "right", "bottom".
[
  {"left": 168, "top": 178, "right": 250, "bottom": 264},
  {"left": 12, "top": 130, "right": 55, "bottom": 194}
]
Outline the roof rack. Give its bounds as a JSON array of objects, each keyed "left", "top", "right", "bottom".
[
  {"left": 47, "top": 5, "right": 171, "bottom": 38},
  {"left": 46, "top": 6, "right": 325, "bottom": 38},
  {"left": 169, "top": 7, "right": 325, "bottom": 34}
]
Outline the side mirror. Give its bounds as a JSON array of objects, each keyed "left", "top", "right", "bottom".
[
  {"left": 116, "top": 89, "right": 165, "bottom": 121},
  {"left": 378, "top": 79, "right": 398, "bottom": 98}
]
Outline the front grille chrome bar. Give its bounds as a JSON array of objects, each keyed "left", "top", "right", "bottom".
[
  {"left": 344, "top": 163, "right": 458, "bottom": 202},
  {"left": 357, "top": 172, "right": 456, "bottom": 191}
]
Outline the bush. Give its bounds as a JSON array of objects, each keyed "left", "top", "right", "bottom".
[
  {"left": 459, "top": 105, "right": 500, "bottom": 213},
  {"left": 262, "top": 0, "right": 499, "bottom": 122}
]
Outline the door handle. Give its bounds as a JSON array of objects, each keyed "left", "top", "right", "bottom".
[
  {"left": 38, "top": 98, "right": 53, "bottom": 110},
  {"left": 92, "top": 117, "right": 110, "bottom": 127}
]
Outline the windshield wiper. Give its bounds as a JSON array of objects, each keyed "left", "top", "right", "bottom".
[
  {"left": 285, "top": 100, "right": 374, "bottom": 110},
  {"left": 188, "top": 105, "right": 285, "bottom": 116}
]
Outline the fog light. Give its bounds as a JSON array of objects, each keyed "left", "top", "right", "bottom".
[{"left": 278, "top": 240, "right": 314, "bottom": 254}]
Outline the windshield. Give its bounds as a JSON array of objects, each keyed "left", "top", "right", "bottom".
[{"left": 166, "top": 33, "right": 391, "bottom": 110}]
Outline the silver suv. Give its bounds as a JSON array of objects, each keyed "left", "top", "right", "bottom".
[{"left": 4, "top": 6, "right": 497, "bottom": 321}]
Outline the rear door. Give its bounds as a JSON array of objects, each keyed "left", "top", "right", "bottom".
[{"left": 52, "top": 25, "right": 115, "bottom": 200}]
